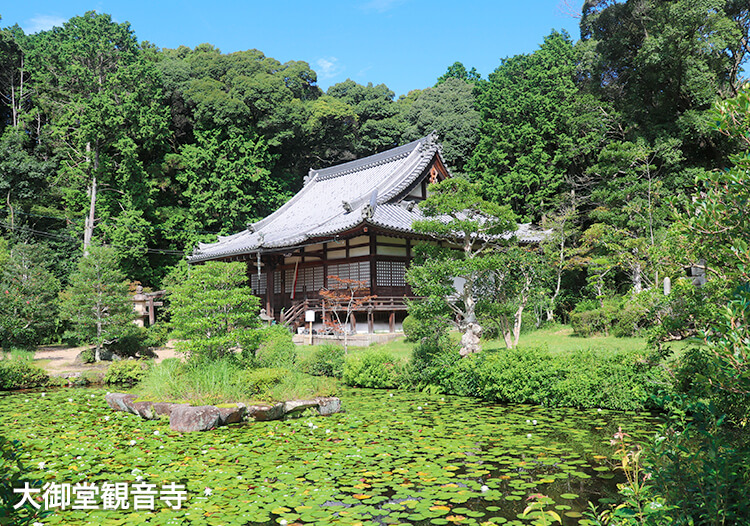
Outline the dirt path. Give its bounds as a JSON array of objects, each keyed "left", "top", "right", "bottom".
[{"left": 34, "top": 343, "right": 181, "bottom": 376}]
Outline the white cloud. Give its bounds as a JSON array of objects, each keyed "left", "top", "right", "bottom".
[
  {"left": 26, "top": 15, "right": 67, "bottom": 33},
  {"left": 361, "top": 0, "right": 406, "bottom": 13},
  {"left": 316, "top": 57, "right": 344, "bottom": 80}
]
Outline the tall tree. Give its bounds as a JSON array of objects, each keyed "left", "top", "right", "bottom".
[
  {"left": 407, "top": 178, "right": 519, "bottom": 355},
  {"left": 401, "top": 77, "right": 480, "bottom": 173},
  {"left": 25, "top": 12, "right": 168, "bottom": 257},
  {"left": 59, "top": 245, "right": 135, "bottom": 361},
  {"left": 326, "top": 79, "right": 406, "bottom": 156},
  {"left": 0, "top": 243, "right": 60, "bottom": 349},
  {"left": 469, "top": 31, "right": 606, "bottom": 221},
  {"left": 580, "top": 0, "right": 749, "bottom": 167}
]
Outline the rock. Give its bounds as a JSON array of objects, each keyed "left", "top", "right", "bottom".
[
  {"left": 459, "top": 322, "right": 482, "bottom": 357},
  {"left": 129, "top": 400, "right": 157, "bottom": 420},
  {"left": 247, "top": 403, "right": 284, "bottom": 421},
  {"left": 170, "top": 405, "right": 222, "bottom": 432},
  {"left": 152, "top": 402, "right": 180, "bottom": 418},
  {"left": 217, "top": 403, "right": 246, "bottom": 425},
  {"left": 105, "top": 393, "right": 137, "bottom": 413},
  {"left": 316, "top": 397, "right": 342, "bottom": 416},
  {"left": 283, "top": 399, "right": 318, "bottom": 415},
  {"left": 99, "top": 349, "right": 114, "bottom": 361}
]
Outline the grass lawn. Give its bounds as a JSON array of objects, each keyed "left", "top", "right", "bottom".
[{"left": 297, "top": 324, "right": 699, "bottom": 361}]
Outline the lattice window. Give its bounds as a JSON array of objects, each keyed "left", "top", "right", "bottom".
[
  {"left": 327, "top": 261, "right": 371, "bottom": 288},
  {"left": 273, "top": 271, "right": 282, "bottom": 294},
  {"left": 376, "top": 261, "right": 406, "bottom": 287},
  {"left": 250, "top": 272, "right": 267, "bottom": 294}
]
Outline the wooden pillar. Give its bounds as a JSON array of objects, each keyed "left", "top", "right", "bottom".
[
  {"left": 351, "top": 312, "right": 356, "bottom": 334},
  {"left": 369, "top": 232, "right": 377, "bottom": 294},
  {"left": 367, "top": 309, "right": 374, "bottom": 334},
  {"left": 389, "top": 311, "right": 395, "bottom": 333}
]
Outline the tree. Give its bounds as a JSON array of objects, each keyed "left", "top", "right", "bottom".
[
  {"left": 326, "top": 79, "right": 406, "bottom": 156},
  {"left": 401, "top": 78, "right": 480, "bottom": 173},
  {"left": 59, "top": 245, "right": 135, "bottom": 361},
  {"left": 436, "top": 61, "right": 480, "bottom": 85},
  {"left": 26, "top": 12, "right": 168, "bottom": 255},
  {"left": 580, "top": 0, "right": 749, "bottom": 168},
  {"left": 469, "top": 31, "right": 606, "bottom": 221},
  {"left": 168, "top": 261, "right": 260, "bottom": 361},
  {"left": 319, "top": 276, "right": 375, "bottom": 355},
  {"left": 0, "top": 243, "right": 60, "bottom": 349},
  {"left": 407, "top": 178, "right": 519, "bottom": 355}
]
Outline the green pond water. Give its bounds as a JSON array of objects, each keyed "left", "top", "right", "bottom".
[{"left": 0, "top": 387, "right": 661, "bottom": 525}]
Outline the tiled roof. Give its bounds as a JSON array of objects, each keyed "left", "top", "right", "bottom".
[
  {"left": 189, "top": 134, "right": 548, "bottom": 263},
  {"left": 190, "top": 134, "right": 445, "bottom": 262}
]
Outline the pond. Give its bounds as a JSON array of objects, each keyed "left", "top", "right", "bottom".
[{"left": 0, "top": 387, "right": 660, "bottom": 525}]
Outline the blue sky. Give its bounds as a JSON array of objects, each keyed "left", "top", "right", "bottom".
[{"left": 0, "top": 1, "right": 582, "bottom": 97}]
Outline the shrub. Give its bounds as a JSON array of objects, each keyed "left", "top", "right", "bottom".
[
  {"left": 104, "top": 360, "right": 150, "bottom": 386},
  {"left": 306, "top": 343, "right": 345, "bottom": 378},
  {"left": 343, "top": 350, "right": 403, "bottom": 388},
  {"left": 79, "top": 348, "right": 95, "bottom": 364},
  {"left": 409, "top": 345, "right": 663, "bottom": 411},
  {"left": 0, "top": 355, "right": 49, "bottom": 389},
  {"left": 401, "top": 315, "right": 422, "bottom": 342},
  {"left": 238, "top": 368, "right": 288, "bottom": 396},
  {"left": 253, "top": 325, "right": 297, "bottom": 368},
  {"left": 649, "top": 398, "right": 750, "bottom": 525},
  {"left": 105, "top": 325, "right": 149, "bottom": 358}
]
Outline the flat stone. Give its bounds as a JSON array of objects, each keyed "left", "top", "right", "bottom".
[
  {"left": 129, "top": 400, "right": 157, "bottom": 420},
  {"left": 217, "top": 403, "right": 246, "bottom": 425},
  {"left": 170, "top": 405, "right": 222, "bottom": 432},
  {"left": 316, "top": 397, "right": 342, "bottom": 416},
  {"left": 152, "top": 402, "right": 180, "bottom": 417},
  {"left": 105, "top": 393, "right": 137, "bottom": 413},
  {"left": 247, "top": 403, "right": 284, "bottom": 421},
  {"left": 283, "top": 399, "right": 318, "bottom": 415}
]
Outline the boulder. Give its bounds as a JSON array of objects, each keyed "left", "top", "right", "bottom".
[
  {"left": 316, "top": 397, "right": 342, "bottom": 416},
  {"left": 217, "top": 403, "right": 247, "bottom": 425},
  {"left": 283, "top": 399, "right": 318, "bottom": 415},
  {"left": 152, "top": 402, "right": 180, "bottom": 418},
  {"left": 247, "top": 403, "right": 284, "bottom": 421},
  {"left": 129, "top": 400, "right": 157, "bottom": 420},
  {"left": 105, "top": 393, "right": 137, "bottom": 413},
  {"left": 170, "top": 405, "right": 222, "bottom": 432}
]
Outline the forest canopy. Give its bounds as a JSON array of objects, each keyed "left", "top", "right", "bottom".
[{"left": 0, "top": 3, "right": 747, "bottom": 314}]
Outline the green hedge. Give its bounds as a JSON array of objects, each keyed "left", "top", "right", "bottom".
[{"left": 415, "top": 346, "right": 665, "bottom": 411}]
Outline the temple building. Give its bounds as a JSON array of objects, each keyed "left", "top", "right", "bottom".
[{"left": 189, "top": 133, "right": 543, "bottom": 332}]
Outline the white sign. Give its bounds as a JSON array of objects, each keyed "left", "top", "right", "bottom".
[{"left": 305, "top": 310, "right": 316, "bottom": 322}]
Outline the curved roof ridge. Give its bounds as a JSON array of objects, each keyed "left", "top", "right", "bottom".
[{"left": 310, "top": 135, "right": 428, "bottom": 180}]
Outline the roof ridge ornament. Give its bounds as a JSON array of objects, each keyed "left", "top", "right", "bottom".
[{"left": 342, "top": 201, "right": 353, "bottom": 213}]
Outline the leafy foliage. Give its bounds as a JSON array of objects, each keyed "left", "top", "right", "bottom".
[
  {"left": 0, "top": 353, "right": 48, "bottom": 389},
  {"left": 342, "top": 350, "right": 404, "bottom": 389},
  {"left": 0, "top": 243, "right": 60, "bottom": 349},
  {"left": 59, "top": 246, "right": 135, "bottom": 361},
  {"left": 103, "top": 359, "right": 150, "bottom": 386},
  {"left": 168, "top": 261, "right": 260, "bottom": 361}
]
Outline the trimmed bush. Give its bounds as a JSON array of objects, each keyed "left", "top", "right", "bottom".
[
  {"left": 343, "top": 351, "right": 403, "bottom": 388},
  {"left": 104, "top": 360, "right": 150, "bottom": 386},
  {"left": 253, "top": 325, "right": 297, "bottom": 368},
  {"left": 239, "top": 367, "right": 288, "bottom": 396},
  {"left": 409, "top": 345, "right": 664, "bottom": 411},
  {"left": 306, "top": 343, "right": 345, "bottom": 378},
  {"left": 0, "top": 355, "right": 48, "bottom": 390}
]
